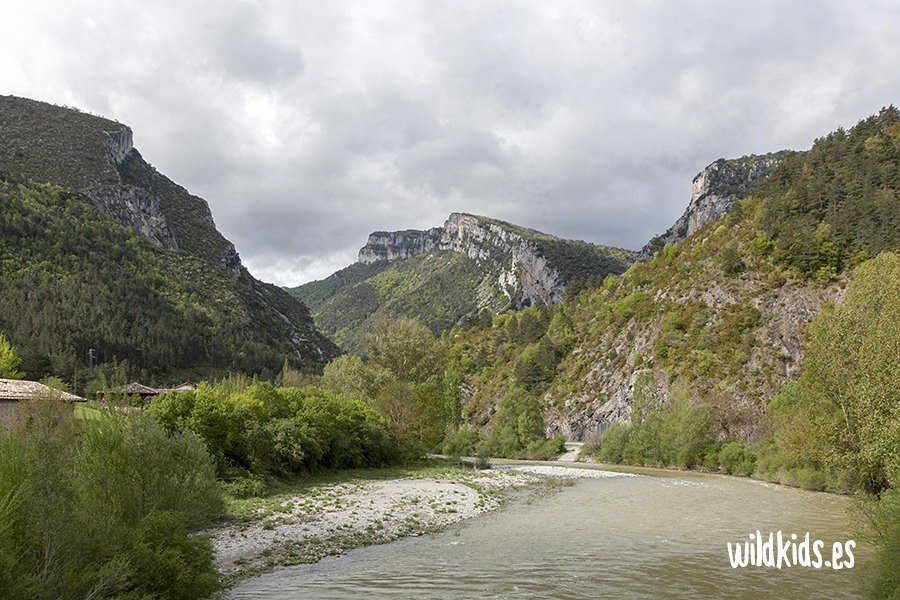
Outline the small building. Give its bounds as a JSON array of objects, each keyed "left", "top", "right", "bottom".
[
  {"left": 100, "top": 381, "right": 196, "bottom": 407},
  {"left": 0, "top": 378, "right": 86, "bottom": 427}
]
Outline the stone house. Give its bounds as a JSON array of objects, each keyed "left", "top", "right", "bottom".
[{"left": 0, "top": 378, "right": 86, "bottom": 427}]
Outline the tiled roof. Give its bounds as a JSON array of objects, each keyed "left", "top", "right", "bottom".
[
  {"left": 0, "top": 378, "right": 86, "bottom": 402},
  {"left": 103, "top": 382, "right": 196, "bottom": 397},
  {"left": 121, "top": 382, "right": 160, "bottom": 395}
]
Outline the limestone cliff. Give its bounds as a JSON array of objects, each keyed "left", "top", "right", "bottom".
[
  {"left": 639, "top": 152, "right": 790, "bottom": 260},
  {"left": 86, "top": 187, "right": 179, "bottom": 250},
  {"left": 356, "top": 212, "right": 634, "bottom": 309},
  {"left": 103, "top": 126, "right": 134, "bottom": 169},
  {"left": 358, "top": 228, "right": 442, "bottom": 263}
]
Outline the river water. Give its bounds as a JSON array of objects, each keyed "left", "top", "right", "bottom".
[{"left": 226, "top": 465, "right": 868, "bottom": 599}]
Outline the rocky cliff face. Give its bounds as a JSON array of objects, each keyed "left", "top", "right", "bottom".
[
  {"left": 358, "top": 228, "right": 442, "bottom": 263},
  {"left": 357, "top": 213, "right": 570, "bottom": 308},
  {"left": 639, "top": 152, "right": 790, "bottom": 260},
  {"left": 103, "top": 126, "right": 134, "bottom": 169},
  {"left": 441, "top": 213, "right": 567, "bottom": 307},
  {"left": 86, "top": 187, "right": 179, "bottom": 250},
  {"left": 544, "top": 276, "right": 843, "bottom": 441}
]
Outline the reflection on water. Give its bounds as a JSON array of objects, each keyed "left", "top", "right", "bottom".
[{"left": 226, "top": 467, "right": 866, "bottom": 599}]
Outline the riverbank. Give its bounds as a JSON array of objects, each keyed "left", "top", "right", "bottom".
[
  {"left": 226, "top": 463, "right": 864, "bottom": 600},
  {"left": 209, "top": 463, "right": 554, "bottom": 580}
]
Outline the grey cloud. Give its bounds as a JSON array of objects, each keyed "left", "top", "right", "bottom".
[{"left": 2, "top": 0, "right": 899, "bottom": 286}]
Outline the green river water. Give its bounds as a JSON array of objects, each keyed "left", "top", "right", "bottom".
[{"left": 225, "top": 465, "right": 869, "bottom": 599}]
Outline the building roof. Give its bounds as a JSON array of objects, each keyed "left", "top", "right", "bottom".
[
  {"left": 103, "top": 382, "right": 196, "bottom": 398},
  {"left": 0, "top": 378, "right": 86, "bottom": 402},
  {"left": 121, "top": 382, "right": 160, "bottom": 396}
]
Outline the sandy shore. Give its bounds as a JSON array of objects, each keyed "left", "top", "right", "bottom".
[{"left": 209, "top": 467, "right": 545, "bottom": 578}]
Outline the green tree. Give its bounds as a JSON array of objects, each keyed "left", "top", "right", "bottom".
[
  {"left": 362, "top": 317, "right": 445, "bottom": 384},
  {"left": 788, "top": 253, "right": 900, "bottom": 492},
  {"left": 767, "top": 253, "right": 900, "bottom": 599},
  {"left": 481, "top": 387, "right": 558, "bottom": 459},
  {"left": 322, "top": 354, "right": 376, "bottom": 403},
  {"left": 361, "top": 318, "right": 449, "bottom": 457},
  {"left": 0, "top": 334, "right": 24, "bottom": 380},
  {"left": 623, "top": 372, "right": 665, "bottom": 466}
]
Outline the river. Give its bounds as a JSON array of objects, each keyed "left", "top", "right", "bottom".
[{"left": 225, "top": 465, "right": 867, "bottom": 599}]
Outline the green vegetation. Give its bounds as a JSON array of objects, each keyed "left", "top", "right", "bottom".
[
  {"left": 0, "top": 178, "right": 333, "bottom": 384},
  {"left": 0, "top": 395, "right": 222, "bottom": 599},
  {"left": 325, "top": 317, "right": 452, "bottom": 459},
  {"left": 766, "top": 253, "right": 900, "bottom": 493},
  {"left": 291, "top": 251, "right": 507, "bottom": 352},
  {"left": 150, "top": 378, "right": 398, "bottom": 477},
  {"left": 759, "top": 107, "right": 900, "bottom": 279},
  {"left": 0, "top": 95, "right": 123, "bottom": 190},
  {"left": 290, "top": 261, "right": 391, "bottom": 312},
  {"left": 0, "top": 333, "right": 23, "bottom": 379},
  {"left": 0, "top": 95, "right": 337, "bottom": 385}
]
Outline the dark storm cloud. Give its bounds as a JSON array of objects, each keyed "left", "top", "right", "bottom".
[{"left": 3, "top": 0, "right": 899, "bottom": 285}]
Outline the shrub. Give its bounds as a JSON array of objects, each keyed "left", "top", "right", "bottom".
[
  {"left": 597, "top": 424, "right": 629, "bottom": 463},
  {"left": 716, "top": 440, "right": 757, "bottom": 476},
  {"left": 222, "top": 476, "right": 268, "bottom": 499},
  {"left": 443, "top": 427, "right": 481, "bottom": 457}
]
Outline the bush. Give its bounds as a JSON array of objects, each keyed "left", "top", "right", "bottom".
[
  {"left": 867, "top": 488, "right": 900, "bottom": 599},
  {"left": 716, "top": 440, "right": 757, "bottom": 476},
  {"left": 75, "top": 411, "right": 223, "bottom": 529},
  {"left": 597, "top": 424, "right": 629, "bottom": 463},
  {"left": 0, "top": 405, "right": 225, "bottom": 599},
  {"left": 522, "top": 436, "right": 566, "bottom": 460},
  {"left": 479, "top": 387, "right": 553, "bottom": 459},
  {"left": 787, "top": 467, "right": 829, "bottom": 492},
  {"left": 125, "top": 510, "right": 220, "bottom": 600},
  {"left": 150, "top": 382, "right": 399, "bottom": 474},
  {"left": 222, "top": 476, "right": 268, "bottom": 499},
  {"left": 659, "top": 403, "right": 718, "bottom": 469},
  {"left": 443, "top": 427, "right": 481, "bottom": 457}
]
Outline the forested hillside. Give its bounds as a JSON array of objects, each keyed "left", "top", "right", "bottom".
[
  {"left": 0, "top": 179, "right": 331, "bottom": 381},
  {"left": 0, "top": 96, "right": 337, "bottom": 383}
]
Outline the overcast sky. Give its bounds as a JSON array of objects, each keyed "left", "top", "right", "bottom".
[{"left": 3, "top": 1, "right": 899, "bottom": 286}]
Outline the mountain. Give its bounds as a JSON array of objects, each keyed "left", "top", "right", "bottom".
[
  {"left": 289, "top": 213, "right": 636, "bottom": 350},
  {"left": 638, "top": 151, "right": 791, "bottom": 260},
  {"left": 0, "top": 95, "right": 338, "bottom": 381},
  {"left": 445, "top": 107, "right": 900, "bottom": 441}
]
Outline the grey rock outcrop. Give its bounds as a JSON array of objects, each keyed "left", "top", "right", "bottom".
[
  {"left": 441, "top": 213, "right": 565, "bottom": 307},
  {"left": 358, "top": 228, "right": 442, "bottom": 263},
  {"left": 104, "top": 127, "right": 134, "bottom": 169},
  {"left": 357, "top": 213, "right": 568, "bottom": 308},
  {"left": 639, "top": 152, "right": 790, "bottom": 260},
  {"left": 87, "top": 187, "right": 178, "bottom": 250}
]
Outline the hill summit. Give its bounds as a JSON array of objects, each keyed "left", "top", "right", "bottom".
[{"left": 290, "top": 213, "right": 636, "bottom": 350}]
